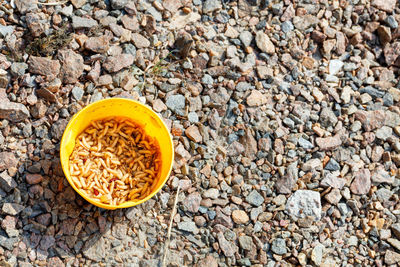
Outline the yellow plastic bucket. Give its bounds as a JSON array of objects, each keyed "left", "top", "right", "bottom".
[{"left": 60, "top": 98, "right": 174, "bottom": 210}]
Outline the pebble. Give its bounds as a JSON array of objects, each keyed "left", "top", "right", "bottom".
[
  {"left": 271, "top": 238, "right": 287, "bottom": 255},
  {"left": 255, "top": 31, "right": 275, "bottom": 54},
  {"left": 286, "top": 190, "right": 322, "bottom": 220},
  {"left": 232, "top": 210, "right": 249, "bottom": 224},
  {"left": 0, "top": 171, "right": 17, "bottom": 192},
  {"left": 246, "top": 190, "right": 264, "bottom": 207},
  {"left": 72, "top": 16, "right": 98, "bottom": 29},
  {"left": 2, "top": 203, "right": 25, "bottom": 216},
  {"left": 350, "top": 169, "right": 371, "bottom": 195}
]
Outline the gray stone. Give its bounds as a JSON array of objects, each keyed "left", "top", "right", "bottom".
[
  {"left": 255, "top": 31, "right": 275, "bottom": 54},
  {"left": 298, "top": 137, "right": 314, "bottom": 149},
  {"left": 239, "top": 31, "right": 253, "bottom": 47},
  {"left": 203, "top": 0, "right": 222, "bottom": 13},
  {"left": 238, "top": 236, "right": 253, "bottom": 250},
  {"left": 0, "top": 171, "right": 17, "bottom": 193},
  {"left": 375, "top": 126, "right": 393, "bottom": 140},
  {"left": 146, "top": 7, "right": 162, "bottom": 22},
  {"left": 0, "top": 26, "right": 15, "bottom": 38},
  {"left": 286, "top": 190, "right": 322, "bottom": 220},
  {"left": 10, "top": 62, "right": 28, "bottom": 77},
  {"left": 386, "top": 15, "right": 399, "bottom": 29},
  {"left": 329, "top": 60, "right": 344, "bottom": 75},
  {"left": 372, "top": 168, "right": 395, "bottom": 185},
  {"left": 166, "top": 94, "right": 185, "bottom": 112},
  {"left": 271, "top": 238, "right": 287, "bottom": 255},
  {"left": 2, "top": 203, "right": 25, "bottom": 215},
  {"left": 217, "top": 232, "right": 237, "bottom": 257},
  {"left": 72, "top": 16, "right": 98, "bottom": 29},
  {"left": 348, "top": 236, "right": 358, "bottom": 246},
  {"left": 0, "top": 97, "right": 30, "bottom": 122},
  {"left": 325, "top": 158, "right": 340, "bottom": 171},
  {"left": 385, "top": 250, "right": 400, "bottom": 265},
  {"left": 82, "top": 234, "right": 108, "bottom": 262},
  {"left": 391, "top": 223, "right": 400, "bottom": 239},
  {"left": 281, "top": 21, "right": 294, "bottom": 33},
  {"left": 311, "top": 243, "right": 324, "bottom": 265},
  {"left": 177, "top": 221, "right": 199, "bottom": 234},
  {"left": 60, "top": 5, "right": 73, "bottom": 16},
  {"left": 111, "top": 0, "right": 128, "bottom": 9},
  {"left": 246, "top": 190, "right": 264, "bottom": 206},
  {"left": 201, "top": 74, "right": 213, "bottom": 85},
  {"left": 320, "top": 107, "right": 338, "bottom": 127},
  {"left": 72, "top": 87, "right": 84, "bottom": 101}
]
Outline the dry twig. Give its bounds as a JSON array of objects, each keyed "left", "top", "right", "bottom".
[{"left": 161, "top": 184, "right": 181, "bottom": 267}]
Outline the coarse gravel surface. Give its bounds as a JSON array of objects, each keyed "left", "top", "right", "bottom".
[{"left": 1, "top": 0, "right": 400, "bottom": 266}]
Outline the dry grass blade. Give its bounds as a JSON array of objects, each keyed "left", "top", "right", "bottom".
[{"left": 161, "top": 184, "right": 181, "bottom": 267}]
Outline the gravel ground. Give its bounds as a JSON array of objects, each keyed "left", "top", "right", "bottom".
[{"left": 1, "top": 0, "right": 400, "bottom": 266}]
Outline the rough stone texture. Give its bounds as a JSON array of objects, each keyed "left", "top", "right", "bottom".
[
  {"left": 58, "top": 49, "right": 84, "bottom": 84},
  {"left": 0, "top": 171, "right": 17, "bottom": 192},
  {"left": 27, "top": 56, "right": 60, "bottom": 79},
  {"left": 350, "top": 169, "right": 371, "bottom": 195},
  {"left": 286, "top": 190, "right": 322, "bottom": 220},
  {"left": 102, "top": 54, "right": 134, "bottom": 73}
]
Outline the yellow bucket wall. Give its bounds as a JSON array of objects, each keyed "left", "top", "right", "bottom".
[{"left": 60, "top": 98, "right": 174, "bottom": 210}]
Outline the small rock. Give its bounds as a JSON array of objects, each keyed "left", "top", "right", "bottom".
[
  {"left": 0, "top": 171, "right": 17, "bottom": 193},
  {"left": 71, "top": 87, "right": 84, "bottom": 101},
  {"left": 371, "top": 0, "right": 396, "bottom": 12},
  {"left": 238, "top": 235, "right": 253, "bottom": 250},
  {"left": 202, "top": 0, "right": 222, "bottom": 13},
  {"left": 28, "top": 56, "right": 60, "bottom": 79},
  {"left": 391, "top": 223, "right": 400, "bottom": 239},
  {"left": 271, "top": 238, "right": 287, "bottom": 255},
  {"left": 217, "top": 232, "right": 237, "bottom": 257},
  {"left": 0, "top": 94, "right": 30, "bottom": 122},
  {"left": 375, "top": 126, "right": 392, "bottom": 140},
  {"left": 58, "top": 49, "right": 84, "bottom": 84},
  {"left": 111, "top": 0, "right": 128, "bottom": 9},
  {"left": 255, "top": 31, "right": 275, "bottom": 54},
  {"left": 377, "top": 26, "right": 392, "bottom": 46},
  {"left": 166, "top": 94, "right": 185, "bottom": 113},
  {"left": 311, "top": 243, "right": 324, "bottom": 265},
  {"left": 177, "top": 221, "right": 199, "bottom": 234},
  {"left": 2, "top": 203, "right": 25, "bottom": 215},
  {"left": 26, "top": 174, "right": 43, "bottom": 185},
  {"left": 84, "top": 35, "right": 110, "bottom": 53},
  {"left": 247, "top": 90, "right": 267, "bottom": 107},
  {"left": 14, "top": 0, "right": 38, "bottom": 14},
  {"left": 152, "top": 99, "right": 167, "bottom": 112},
  {"left": 388, "top": 238, "right": 400, "bottom": 251},
  {"left": 246, "top": 190, "right": 264, "bottom": 207},
  {"left": 350, "top": 169, "right": 371, "bottom": 195},
  {"left": 0, "top": 26, "right": 15, "bottom": 38},
  {"left": 203, "top": 188, "right": 219, "bottom": 199},
  {"left": 324, "top": 188, "right": 341, "bottom": 205},
  {"left": 329, "top": 60, "right": 344, "bottom": 75},
  {"left": 195, "top": 255, "right": 218, "bottom": 267},
  {"left": 232, "top": 210, "right": 249, "bottom": 224},
  {"left": 185, "top": 125, "right": 202, "bottom": 143},
  {"left": 72, "top": 16, "right": 98, "bottom": 29},
  {"left": 385, "top": 250, "right": 400, "bottom": 265},
  {"left": 131, "top": 33, "right": 150, "bottom": 48},
  {"left": 183, "top": 192, "right": 202, "bottom": 213},
  {"left": 286, "top": 190, "right": 322, "bottom": 220},
  {"left": 103, "top": 54, "right": 134, "bottom": 73}
]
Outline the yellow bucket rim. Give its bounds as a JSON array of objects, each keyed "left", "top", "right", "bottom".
[{"left": 60, "top": 97, "right": 174, "bottom": 210}]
